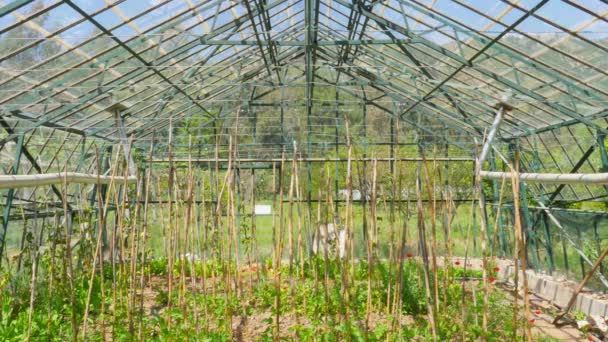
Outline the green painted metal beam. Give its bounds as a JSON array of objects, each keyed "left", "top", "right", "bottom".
[
  {"left": 315, "top": 46, "right": 481, "bottom": 137},
  {"left": 334, "top": 0, "right": 608, "bottom": 135},
  {"left": 398, "top": 0, "right": 550, "bottom": 118},
  {"left": 314, "top": 23, "right": 527, "bottom": 134},
  {"left": 400, "top": 0, "right": 606, "bottom": 103},
  {"left": 312, "top": 70, "right": 475, "bottom": 153},
  {"left": 513, "top": 109, "right": 608, "bottom": 138},
  {"left": 126, "top": 49, "right": 304, "bottom": 138},
  {"left": 195, "top": 38, "right": 419, "bottom": 46},
  {"left": 63, "top": 0, "right": 214, "bottom": 119},
  {"left": 14, "top": 0, "right": 287, "bottom": 134},
  {"left": 396, "top": 0, "right": 607, "bottom": 122},
  {"left": 243, "top": 0, "right": 277, "bottom": 82},
  {"left": 87, "top": 3, "right": 304, "bottom": 138}
]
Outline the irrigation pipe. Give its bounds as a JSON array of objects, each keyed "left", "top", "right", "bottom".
[
  {"left": 0, "top": 172, "right": 137, "bottom": 189},
  {"left": 479, "top": 171, "right": 608, "bottom": 185}
]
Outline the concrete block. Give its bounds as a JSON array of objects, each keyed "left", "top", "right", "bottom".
[{"left": 590, "top": 300, "right": 608, "bottom": 317}]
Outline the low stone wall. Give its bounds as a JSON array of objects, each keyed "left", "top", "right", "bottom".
[{"left": 497, "top": 259, "right": 608, "bottom": 317}]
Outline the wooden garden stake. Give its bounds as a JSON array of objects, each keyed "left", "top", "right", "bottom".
[
  {"left": 421, "top": 152, "right": 440, "bottom": 314},
  {"left": 510, "top": 157, "right": 532, "bottom": 342},
  {"left": 138, "top": 134, "right": 155, "bottom": 341}
]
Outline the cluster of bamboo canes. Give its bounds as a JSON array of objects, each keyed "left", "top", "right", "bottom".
[{"left": 9, "top": 116, "right": 544, "bottom": 342}]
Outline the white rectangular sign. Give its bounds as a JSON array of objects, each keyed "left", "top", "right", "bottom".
[{"left": 254, "top": 205, "right": 272, "bottom": 216}]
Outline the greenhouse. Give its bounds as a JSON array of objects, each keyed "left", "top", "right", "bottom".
[{"left": 0, "top": 0, "right": 607, "bottom": 340}]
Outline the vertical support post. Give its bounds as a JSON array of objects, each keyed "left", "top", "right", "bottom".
[
  {"left": 475, "top": 105, "right": 506, "bottom": 257},
  {"left": 477, "top": 106, "right": 505, "bottom": 168},
  {"left": 594, "top": 221, "right": 604, "bottom": 275},
  {"left": 0, "top": 133, "right": 25, "bottom": 265},
  {"left": 90, "top": 145, "right": 112, "bottom": 253},
  {"left": 390, "top": 116, "right": 395, "bottom": 175},
  {"left": 416, "top": 111, "right": 423, "bottom": 251},
  {"left": 389, "top": 111, "right": 396, "bottom": 240},
  {"left": 362, "top": 90, "right": 368, "bottom": 242},
  {"left": 305, "top": 0, "right": 314, "bottom": 252},
  {"left": 280, "top": 68, "right": 287, "bottom": 149},
  {"left": 113, "top": 104, "right": 136, "bottom": 176},
  {"left": 520, "top": 182, "right": 540, "bottom": 271},
  {"left": 472, "top": 161, "right": 477, "bottom": 255},
  {"left": 598, "top": 129, "right": 608, "bottom": 193},
  {"left": 541, "top": 211, "right": 555, "bottom": 275},
  {"left": 598, "top": 130, "right": 608, "bottom": 171},
  {"left": 443, "top": 139, "right": 449, "bottom": 257},
  {"left": 560, "top": 217, "right": 570, "bottom": 275},
  {"left": 334, "top": 87, "right": 340, "bottom": 221},
  {"left": 576, "top": 224, "right": 586, "bottom": 277},
  {"left": 490, "top": 150, "right": 508, "bottom": 256},
  {"left": 251, "top": 85, "right": 257, "bottom": 160}
]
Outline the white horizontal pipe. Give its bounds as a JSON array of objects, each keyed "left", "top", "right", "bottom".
[
  {"left": 480, "top": 170, "right": 608, "bottom": 185},
  {"left": 0, "top": 172, "right": 137, "bottom": 189},
  {"left": 149, "top": 157, "right": 474, "bottom": 163}
]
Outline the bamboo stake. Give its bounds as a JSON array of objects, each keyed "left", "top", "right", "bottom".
[
  {"left": 323, "top": 167, "right": 333, "bottom": 338},
  {"left": 273, "top": 151, "right": 286, "bottom": 341},
  {"left": 249, "top": 168, "right": 257, "bottom": 288},
  {"left": 490, "top": 178, "right": 507, "bottom": 265},
  {"left": 82, "top": 147, "right": 117, "bottom": 340},
  {"left": 394, "top": 161, "right": 407, "bottom": 335},
  {"left": 363, "top": 159, "right": 379, "bottom": 341},
  {"left": 185, "top": 134, "right": 197, "bottom": 336},
  {"left": 461, "top": 195, "right": 477, "bottom": 341},
  {"left": 191, "top": 162, "right": 203, "bottom": 336},
  {"left": 437, "top": 152, "right": 449, "bottom": 316},
  {"left": 201, "top": 165, "right": 210, "bottom": 331},
  {"left": 128, "top": 146, "right": 143, "bottom": 338},
  {"left": 293, "top": 148, "right": 304, "bottom": 282},
  {"left": 61, "top": 162, "right": 78, "bottom": 341},
  {"left": 47, "top": 213, "right": 58, "bottom": 338},
  {"left": 25, "top": 205, "right": 38, "bottom": 342},
  {"left": 475, "top": 138, "right": 490, "bottom": 340},
  {"left": 511, "top": 156, "right": 532, "bottom": 342},
  {"left": 288, "top": 143, "right": 296, "bottom": 311},
  {"left": 138, "top": 132, "right": 155, "bottom": 341},
  {"left": 416, "top": 161, "right": 438, "bottom": 342},
  {"left": 343, "top": 118, "right": 353, "bottom": 340},
  {"left": 166, "top": 119, "right": 175, "bottom": 328},
  {"left": 421, "top": 152, "right": 440, "bottom": 314},
  {"left": 313, "top": 167, "right": 323, "bottom": 336}
]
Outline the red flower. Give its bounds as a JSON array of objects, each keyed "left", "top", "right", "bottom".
[
  {"left": 589, "top": 336, "right": 594, "bottom": 341},
  {"left": 534, "top": 310, "right": 541, "bottom": 315},
  {"left": 489, "top": 276, "right": 495, "bottom": 282},
  {"left": 406, "top": 253, "right": 413, "bottom": 258},
  {"left": 454, "top": 261, "right": 461, "bottom": 266},
  {"left": 493, "top": 267, "right": 500, "bottom": 272},
  {"left": 529, "top": 318, "right": 535, "bottom": 323}
]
